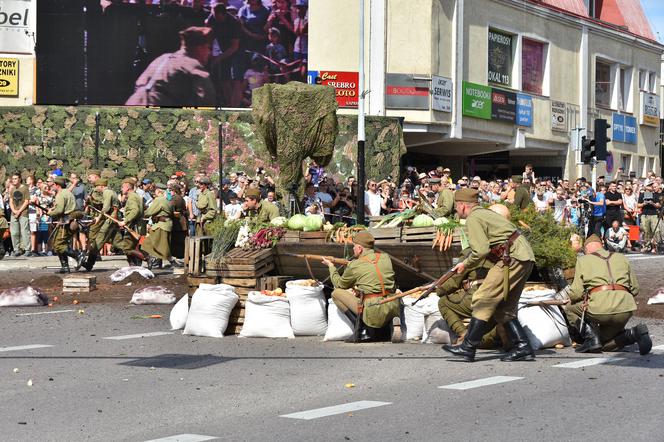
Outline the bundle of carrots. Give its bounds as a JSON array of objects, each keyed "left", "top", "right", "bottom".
[
  {"left": 331, "top": 225, "right": 365, "bottom": 244},
  {"left": 433, "top": 227, "right": 455, "bottom": 252}
]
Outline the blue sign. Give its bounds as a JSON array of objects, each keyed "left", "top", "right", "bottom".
[
  {"left": 516, "top": 93, "right": 533, "bottom": 127},
  {"left": 307, "top": 70, "right": 319, "bottom": 85},
  {"left": 612, "top": 113, "right": 637, "bottom": 144}
]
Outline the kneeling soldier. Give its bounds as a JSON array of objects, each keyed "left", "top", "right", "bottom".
[
  {"left": 564, "top": 234, "right": 651, "bottom": 355},
  {"left": 322, "top": 231, "right": 402, "bottom": 343}
]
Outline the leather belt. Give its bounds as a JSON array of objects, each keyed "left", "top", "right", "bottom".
[
  {"left": 487, "top": 231, "right": 521, "bottom": 263},
  {"left": 362, "top": 293, "right": 386, "bottom": 300},
  {"left": 153, "top": 216, "right": 169, "bottom": 222},
  {"left": 589, "top": 284, "right": 630, "bottom": 295}
]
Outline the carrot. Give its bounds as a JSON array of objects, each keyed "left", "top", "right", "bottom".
[
  {"left": 439, "top": 231, "right": 445, "bottom": 252},
  {"left": 446, "top": 229, "right": 454, "bottom": 250},
  {"left": 149, "top": 315, "right": 162, "bottom": 319},
  {"left": 433, "top": 230, "right": 441, "bottom": 249}
]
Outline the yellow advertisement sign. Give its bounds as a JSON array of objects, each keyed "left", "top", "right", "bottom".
[{"left": 0, "top": 58, "right": 19, "bottom": 97}]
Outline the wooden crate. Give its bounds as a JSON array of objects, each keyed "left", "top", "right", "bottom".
[
  {"left": 206, "top": 248, "right": 275, "bottom": 278},
  {"left": 281, "top": 231, "right": 301, "bottom": 243},
  {"left": 184, "top": 236, "right": 214, "bottom": 276},
  {"left": 300, "top": 231, "right": 328, "bottom": 243},
  {"left": 367, "top": 216, "right": 385, "bottom": 228},
  {"left": 63, "top": 275, "right": 96, "bottom": 293},
  {"left": 257, "top": 276, "right": 292, "bottom": 291},
  {"left": 187, "top": 275, "right": 219, "bottom": 288},
  {"left": 367, "top": 227, "right": 402, "bottom": 244},
  {"left": 401, "top": 226, "right": 436, "bottom": 243}
]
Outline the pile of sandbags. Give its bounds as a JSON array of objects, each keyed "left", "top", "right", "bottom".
[
  {"left": 323, "top": 299, "right": 354, "bottom": 341},
  {"left": 167, "top": 283, "right": 238, "bottom": 338},
  {"left": 518, "top": 287, "right": 571, "bottom": 349},
  {"left": 403, "top": 294, "right": 453, "bottom": 344},
  {"left": 285, "top": 280, "right": 327, "bottom": 336},
  {"left": 239, "top": 291, "right": 294, "bottom": 338}
]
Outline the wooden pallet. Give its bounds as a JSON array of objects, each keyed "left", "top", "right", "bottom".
[
  {"left": 281, "top": 231, "right": 328, "bottom": 243},
  {"left": 187, "top": 275, "right": 219, "bottom": 288},
  {"left": 367, "top": 227, "right": 402, "bottom": 244},
  {"left": 62, "top": 275, "right": 97, "bottom": 293},
  {"left": 185, "top": 236, "right": 214, "bottom": 276},
  {"left": 206, "top": 248, "right": 274, "bottom": 278},
  {"left": 401, "top": 226, "right": 437, "bottom": 243},
  {"left": 367, "top": 216, "right": 385, "bottom": 228},
  {"left": 257, "top": 276, "right": 292, "bottom": 291}
]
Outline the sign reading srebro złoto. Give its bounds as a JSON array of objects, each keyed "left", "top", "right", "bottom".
[{"left": 462, "top": 81, "right": 491, "bottom": 120}]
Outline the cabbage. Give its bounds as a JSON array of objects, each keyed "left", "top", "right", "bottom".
[
  {"left": 271, "top": 216, "right": 288, "bottom": 227},
  {"left": 303, "top": 215, "right": 324, "bottom": 232},
  {"left": 412, "top": 214, "right": 434, "bottom": 228},
  {"left": 432, "top": 217, "right": 448, "bottom": 226},
  {"left": 287, "top": 214, "right": 307, "bottom": 230}
]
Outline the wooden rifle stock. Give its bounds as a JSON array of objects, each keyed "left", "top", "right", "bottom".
[
  {"left": 89, "top": 206, "right": 142, "bottom": 242},
  {"left": 281, "top": 252, "right": 350, "bottom": 266}
]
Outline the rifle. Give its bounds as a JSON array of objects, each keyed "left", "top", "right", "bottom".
[
  {"left": 281, "top": 252, "right": 350, "bottom": 267},
  {"left": 89, "top": 206, "right": 143, "bottom": 243},
  {"left": 372, "top": 268, "right": 457, "bottom": 306}
]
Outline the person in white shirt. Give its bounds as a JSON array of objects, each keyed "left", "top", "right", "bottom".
[
  {"left": 364, "top": 180, "right": 382, "bottom": 217},
  {"left": 314, "top": 181, "right": 334, "bottom": 215},
  {"left": 605, "top": 219, "right": 629, "bottom": 253},
  {"left": 223, "top": 192, "right": 243, "bottom": 220}
]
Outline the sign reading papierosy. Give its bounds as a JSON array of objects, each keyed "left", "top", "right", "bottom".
[
  {"left": 431, "top": 75, "right": 452, "bottom": 112},
  {"left": 488, "top": 29, "right": 513, "bottom": 87},
  {"left": 0, "top": 0, "right": 36, "bottom": 54},
  {"left": 462, "top": 81, "right": 491, "bottom": 120},
  {"left": 0, "top": 58, "right": 19, "bottom": 97},
  {"left": 307, "top": 70, "right": 359, "bottom": 108},
  {"left": 640, "top": 91, "right": 659, "bottom": 127},
  {"left": 551, "top": 101, "right": 567, "bottom": 132}
]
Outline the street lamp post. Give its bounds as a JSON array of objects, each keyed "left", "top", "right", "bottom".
[{"left": 356, "top": 0, "right": 366, "bottom": 226}]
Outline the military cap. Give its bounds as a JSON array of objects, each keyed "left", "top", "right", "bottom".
[
  {"left": 245, "top": 188, "right": 261, "bottom": 199},
  {"left": 199, "top": 176, "right": 212, "bottom": 185},
  {"left": 512, "top": 175, "right": 523, "bottom": 184},
  {"left": 96, "top": 178, "right": 108, "bottom": 186},
  {"left": 122, "top": 178, "right": 135, "bottom": 185},
  {"left": 585, "top": 234, "right": 602, "bottom": 245},
  {"left": 179, "top": 26, "right": 213, "bottom": 48},
  {"left": 454, "top": 188, "right": 479, "bottom": 203},
  {"left": 429, "top": 177, "right": 441, "bottom": 184},
  {"left": 353, "top": 230, "right": 375, "bottom": 249},
  {"left": 87, "top": 169, "right": 101, "bottom": 177},
  {"left": 155, "top": 183, "right": 167, "bottom": 190},
  {"left": 53, "top": 176, "right": 67, "bottom": 187}
]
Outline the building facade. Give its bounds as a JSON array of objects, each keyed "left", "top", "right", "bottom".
[{"left": 309, "top": 0, "right": 663, "bottom": 181}]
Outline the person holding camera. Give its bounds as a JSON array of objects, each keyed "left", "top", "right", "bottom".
[
  {"left": 579, "top": 186, "right": 605, "bottom": 237},
  {"left": 637, "top": 182, "right": 661, "bottom": 253}
]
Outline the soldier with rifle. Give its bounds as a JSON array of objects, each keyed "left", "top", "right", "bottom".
[
  {"left": 437, "top": 247, "right": 500, "bottom": 348},
  {"left": 142, "top": 183, "right": 180, "bottom": 269},
  {"left": 48, "top": 176, "right": 85, "bottom": 273},
  {"left": 83, "top": 170, "right": 104, "bottom": 266},
  {"left": 112, "top": 178, "right": 145, "bottom": 266},
  {"left": 442, "top": 188, "right": 536, "bottom": 362},
  {"left": 321, "top": 231, "right": 403, "bottom": 343},
  {"left": 195, "top": 176, "right": 217, "bottom": 235},
  {"left": 82, "top": 178, "right": 119, "bottom": 271},
  {"left": 563, "top": 234, "right": 651, "bottom": 355}
]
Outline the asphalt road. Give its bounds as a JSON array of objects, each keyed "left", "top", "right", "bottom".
[{"left": 0, "top": 256, "right": 663, "bottom": 442}]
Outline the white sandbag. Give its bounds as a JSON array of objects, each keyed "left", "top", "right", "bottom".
[
  {"left": 423, "top": 315, "right": 454, "bottom": 344},
  {"left": 183, "top": 284, "right": 238, "bottom": 338},
  {"left": 518, "top": 288, "right": 571, "bottom": 349},
  {"left": 323, "top": 299, "right": 354, "bottom": 341},
  {"left": 240, "top": 291, "right": 294, "bottom": 339},
  {"left": 402, "top": 296, "right": 426, "bottom": 340},
  {"left": 110, "top": 266, "right": 154, "bottom": 282},
  {"left": 647, "top": 289, "right": 664, "bottom": 304},
  {"left": 285, "top": 280, "right": 327, "bottom": 336},
  {"left": 169, "top": 294, "right": 189, "bottom": 330},
  {"left": 0, "top": 287, "right": 49, "bottom": 307},
  {"left": 130, "top": 286, "right": 176, "bottom": 305}
]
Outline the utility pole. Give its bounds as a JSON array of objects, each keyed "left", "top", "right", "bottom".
[{"left": 356, "top": 0, "right": 366, "bottom": 226}]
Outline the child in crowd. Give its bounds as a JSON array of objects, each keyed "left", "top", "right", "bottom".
[
  {"left": 37, "top": 211, "right": 51, "bottom": 256},
  {"left": 242, "top": 55, "right": 269, "bottom": 106}
]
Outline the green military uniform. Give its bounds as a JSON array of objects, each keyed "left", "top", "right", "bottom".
[
  {"left": 435, "top": 187, "right": 455, "bottom": 218},
  {"left": 437, "top": 250, "right": 498, "bottom": 347},
  {"left": 112, "top": 191, "right": 144, "bottom": 256},
  {"left": 328, "top": 249, "right": 399, "bottom": 328},
  {"left": 463, "top": 206, "right": 535, "bottom": 323},
  {"left": 86, "top": 188, "right": 104, "bottom": 249},
  {"left": 142, "top": 195, "right": 173, "bottom": 262},
  {"left": 93, "top": 187, "right": 120, "bottom": 251},
  {"left": 564, "top": 248, "right": 638, "bottom": 349},
  {"left": 195, "top": 188, "right": 218, "bottom": 235},
  {"left": 252, "top": 200, "right": 280, "bottom": 223},
  {"left": 49, "top": 188, "right": 77, "bottom": 254},
  {"left": 512, "top": 177, "right": 532, "bottom": 210}
]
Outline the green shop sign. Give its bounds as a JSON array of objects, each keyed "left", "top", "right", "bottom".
[{"left": 462, "top": 81, "right": 491, "bottom": 120}]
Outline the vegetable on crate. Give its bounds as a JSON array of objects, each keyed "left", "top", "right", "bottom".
[
  {"left": 303, "top": 215, "right": 324, "bottom": 232},
  {"left": 411, "top": 214, "right": 435, "bottom": 228},
  {"left": 373, "top": 209, "right": 417, "bottom": 228},
  {"left": 271, "top": 216, "right": 288, "bottom": 227},
  {"left": 330, "top": 225, "right": 366, "bottom": 244},
  {"left": 247, "top": 227, "right": 286, "bottom": 249},
  {"left": 432, "top": 219, "right": 461, "bottom": 252},
  {"left": 287, "top": 214, "right": 307, "bottom": 230}
]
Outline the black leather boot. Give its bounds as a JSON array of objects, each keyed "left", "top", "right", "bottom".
[
  {"left": 169, "top": 258, "right": 184, "bottom": 268},
  {"left": 66, "top": 249, "right": 84, "bottom": 271},
  {"left": 82, "top": 251, "right": 97, "bottom": 272},
  {"left": 615, "top": 324, "right": 652, "bottom": 355},
  {"left": 56, "top": 254, "right": 70, "bottom": 274},
  {"left": 500, "top": 319, "right": 536, "bottom": 361},
  {"left": 442, "top": 317, "right": 489, "bottom": 362},
  {"left": 575, "top": 319, "right": 602, "bottom": 353}
]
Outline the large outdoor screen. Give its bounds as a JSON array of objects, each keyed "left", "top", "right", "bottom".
[{"left": 36, "top": 0, "right": 309, "bottom": 107}]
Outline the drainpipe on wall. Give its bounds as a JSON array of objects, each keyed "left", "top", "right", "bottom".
[{"left": 450, "top": 0, "right": 464, "bottom": 139}]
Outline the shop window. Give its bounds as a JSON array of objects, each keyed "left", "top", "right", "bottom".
[
  {"left": 521, "top": 38, "right": 546, "bottom": 95},
  {"left": 618, "top": 67, "right": 632, "bottom": 112},
  {"left": 595, "top": 59, "right": 611, "bottom": 108},
  {"left": 648, "top": 72, "right": 657, "bottom": 93},
  {"left": 488, "top": 29, "right": 514, "bottom": 87}
]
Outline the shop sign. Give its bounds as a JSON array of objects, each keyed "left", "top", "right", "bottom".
[
  {"left": 612, "top": 113, "right": 637, "bottom": 145},
  {"left": 307, "top": 70, "right": 359, "bottom": 108},
  {"left": 640, "top": 91, "right": 659, "bottom": 127},
  {"left": 385, "top": 73, "right": 430, "bottom": 110},
  {"left": 551, "top": 101, "right": 567, "bottom": 132},
  {"left": 0, "top": 0, "right": 35, "bottom": 54},
  {"left": 0, "top": 58, "right": 18, "bottom": 97},
  {"left": 488, "top": 29, "right": 513, "bottom": 86},
  {"left": 516, "top": 93, "right": 533, "bottom": 127},
  {"left": 462, "top": 81, "right": 491, "bottom": 120},
  {"left": 431, "top": 75, "right": 452, "bottom": 112},
  {"left": 491, "top": 88, "right": 517, "bottom": 123}
]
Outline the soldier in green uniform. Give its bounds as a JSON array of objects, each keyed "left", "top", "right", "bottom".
[
  {"left": 322, "top": 231, "right": 402, "bottom": 343},
  {"left": 84, "top": 170, "right": 103, "bottom": 264},
  {"left": 438, "top": 248, "right": 499, "bottom": 348},
  {"left": 434, "top": 179, "right": 455, "bottom": 218},
  {"left": 142, "top": 184, "right": 174, "bottom": 269},
  {"left": 112, "top": 178, "right": 145, "bottom": 266},
  {"left": 242, "top": 188, "right": 279, "bottom": 223},
  {"left": 443, "top": 189, "right": 536, "bottom": 362},
  {"left": 48, "top": 177, "right": 84, "bottom": 273},
  {"left": 564, "top": 234, "right": 651, "bottom": 355},
  {"left": 512, "top": 175, "right": 533, "bottom": 210},
  {"left": 195, "top": 176, "right": 218, "bottom": 235},
  {"left": 83, "top": 178, "right": 119, "bottom": 271}
]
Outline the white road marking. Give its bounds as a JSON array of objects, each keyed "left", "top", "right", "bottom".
[
  {"left": 103, "top": 331, "right": 173, "bottom": 341},
  {"left": 144, "top": 435, "right": 217, "bottom": 442},
  {"left": 439, "top": 376, "right": 524, "bottom": 390},
  {"left": 16, "top": 309, "right": 77, "bottom": 316},
  {"left": 0, "top": 344, "right": 54, "bottom": 353},
  {"left": 652, "top": 344, "right": 664, "bottom": 352},
  {"left": 553, "top": 357, "right": 625, "bottom": 368},
  {"left": 280, "top": 401, "right": 392, "bottom": 420}
]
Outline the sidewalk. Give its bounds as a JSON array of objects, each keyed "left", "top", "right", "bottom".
[{"left": 0, "top": 254, "right": 128, "bottom": 272}]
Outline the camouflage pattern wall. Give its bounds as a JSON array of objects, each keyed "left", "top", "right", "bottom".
[{"left": 0, "top": 106, "right": 405, "bottom": 189}]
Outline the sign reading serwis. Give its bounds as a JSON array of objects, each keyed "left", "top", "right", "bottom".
[
  {"left": 431, "top": 76, "right": 452, "bottom": 112},
  {"left": 0, "top": 58, "right": 19, "bottom": 97},
  {"left": 308, "top": 70, "right": 359, "bottom": 108}
]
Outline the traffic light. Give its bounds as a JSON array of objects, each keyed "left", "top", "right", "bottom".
[
  {"left": 581, "top": 136, "right": 595, "bottom": 164},
  {"left": 594, "top": 119, "right": 611, "bottom": 161}
]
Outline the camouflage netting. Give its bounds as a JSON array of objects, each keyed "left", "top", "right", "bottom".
[
  {"left": 0, "top": 106, "right": 405, "bottom": 190},
  {"left": 252, "top": 82, "right": 338, "bottom": 197}
]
